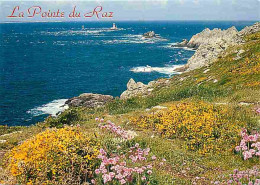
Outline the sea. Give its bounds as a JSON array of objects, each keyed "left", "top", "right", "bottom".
[{"left": 0, "top": 21, "right": 255, "bottom": 126}]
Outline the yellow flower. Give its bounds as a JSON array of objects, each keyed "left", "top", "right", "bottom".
[{"left": 6, "top": 126, "right": 100, "bottom": 184}]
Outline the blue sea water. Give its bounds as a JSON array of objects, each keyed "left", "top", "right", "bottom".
[{"left": 0, "top": 21, "right": 255, "bottom": 126}]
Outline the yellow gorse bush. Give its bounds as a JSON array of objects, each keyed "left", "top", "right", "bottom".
[
  {"left": 131, "top": 102, "right": 243, "bottom": 154},
  {"left": 6, "top": 126, "right": 100, "bottom": 184}
]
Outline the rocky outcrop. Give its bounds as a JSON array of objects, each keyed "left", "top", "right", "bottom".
[
  {"left": 120, "top": 79, "right": 149, "bottom": 99},
  {"left": 143, "top": 31, "right": 156, "bottom": 38},
  {"left": 175, "top": 22, "right": 260, "bottom": 71},
  {"left": 65, "top": 93, "right": 113, "bottom": 108},
  {"left": 173, "top": 39, "right": 189, "bottom": 47},
  {"left": 185, "top": 26, "right": 239, "bottom": 70},
  {"left": 120, "top": 78, "right": 170, "bottom": 100}
]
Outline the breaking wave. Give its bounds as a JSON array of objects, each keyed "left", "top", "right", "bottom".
[
  {"left": 27, "top": 99, "right": 69, "bottom": 117},
  {"left": 130, "top": 65, "right": 184, "bottom": 75}
]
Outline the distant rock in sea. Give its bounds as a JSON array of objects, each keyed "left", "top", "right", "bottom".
[
  {"left": 65, "top": 93, "right": 113, "bottom": 108},
  {"left": 143, "top": 31, "right": 156, "bottom": 38}
]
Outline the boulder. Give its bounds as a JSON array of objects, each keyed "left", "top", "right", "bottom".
[
  {"left": 120, "top": 78, "right": 171, "bottom": 100},
  {"left": 120, "top": 78, "right": 148, "bottom": 100},
  {"left": 65, "top": 93, "right": 113, "bottom": 108},
  {"left": 173, "top": 39, "right": 189, "bottom": 47}
]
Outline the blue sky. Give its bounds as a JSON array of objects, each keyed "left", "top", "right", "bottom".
[{"left": 0, "top": 0, "right": 259, "bottom": 22}]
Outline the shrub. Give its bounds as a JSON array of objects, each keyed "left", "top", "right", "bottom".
[
  {"left": 131, "top": 102, "right": 243, "bottom": 154},
  {"left": 44, "top": 108, "right": 80, "bottom": 128},
  {"left": 6, "top": 126, "right": 100, "bottom": 184}
]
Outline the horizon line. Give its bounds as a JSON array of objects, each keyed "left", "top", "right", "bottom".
[{"left": 1, "top": 20, "right": 259, "bottom": 24}]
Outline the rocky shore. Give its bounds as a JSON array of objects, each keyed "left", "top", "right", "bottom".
[
  {"left": 65, "top": 22, "right": 259, "bottom": 108},
  {"left": 65, "top": 93, "right": 113, "bottom": 108}
]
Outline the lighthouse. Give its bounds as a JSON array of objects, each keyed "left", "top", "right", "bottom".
[{"left": 110, "top": 23, "right": 117, "bottom": 30}]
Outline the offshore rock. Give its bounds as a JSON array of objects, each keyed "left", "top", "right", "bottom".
[
  {"left": 143, "top": 31, "right": 156, "bottom": 38},
  {"left": 66, "top": 93, "right": 113, "bottom": 108}
]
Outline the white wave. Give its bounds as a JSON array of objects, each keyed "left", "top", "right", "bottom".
[
  {"left": 162, "top": 44, "right": 196, "bottom": 51},
  {"left": 41, "top": 28, "right": 125, "bottom": 36},
  {"left": 171, "top": 46, "right": 196, "bottom": 51},
  {"left": 130, "top": 65, "right": 184, "bottom": 75},
  {"left": 103, "top": 34, "right": 167, "bottom": 44},
  {"left": 27, "top": 99, "right": 69, "bottom": 117}
]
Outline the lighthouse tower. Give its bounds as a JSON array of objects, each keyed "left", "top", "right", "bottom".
[{"left": 111, "top": 23, "right": 117, "bottom": 30}]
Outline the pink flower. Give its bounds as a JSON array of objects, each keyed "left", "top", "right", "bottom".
[
  {"left": 243, "top": 151, "right": 253, "bottom": 160},
  {"left": 136, "top": 168, "right": 144, "bottom": 174},
  {"left": 256, "top": 108, "right": 260, "bottom": 114},
  {"left": 147, "top": 170, "right": 152, "bottom": 175},
  {"left": 100, "top": 118, "right": 104, "bottom": 122},
  {"left": 151, "top": 155, "right": 157, "bottom": 160},
  {"left": 235, "top": 146, "right": 240, "bottom": 152},
  {"left": 103, "top": 174, "right": 112, "bottom": 184},
  {"left": 120, "top": 179, "right": 126, "bottom": 184},
  {"left": 162, "top": 158, "right": 166, "bottom": 162},
  {"left": 91, "top": 179, "right": 96, "bottom": 184},
  {"left": 95, "top": 169, "right": 100, "bottom": 174},
  {"left": 141, "top": 176, "right": 146, "bottom": 181},
  {"left": 95, "top": 117, "right": 99, "bottom": 122}
]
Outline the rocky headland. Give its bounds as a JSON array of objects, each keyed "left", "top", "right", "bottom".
[{"left": 174, "top": 22, "right": 260, "bottom": 71}]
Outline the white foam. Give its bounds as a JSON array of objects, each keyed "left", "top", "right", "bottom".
[
  {"left": 162, "top": 43, "right": 196, "bottom": 51},
  {"left": 27, "top": 99, "right": 69, "bottom": 117},
  {"left": 103, "top": 34, "right": 167, "bottom": 45},
  {"left": 172, "top": 46, "right": 196, "bottom": 51},
  {"left": 130, "top": 65, "right": 183, "bottom": 75},
  {"left": 41, "top": 28, "right": 125, "bottom": 37}
]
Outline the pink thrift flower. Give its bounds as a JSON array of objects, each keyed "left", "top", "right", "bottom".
[
  {"left": 95, "top": 117, "right": 99, "bottom": 122},
  {"left": 151, "top": 155, "right": 157, "bottom": 160},
  {"left": 147, "top": 170, "right": 152, "bottom": 175},
  {"left": 256, "top": 108, "right": 260, "bottom": 114},
  {"left": 120, "top": 179, "right": 126, "bottom": 184},
  {"left": 235, "top": 146, "right": 240, "bottom": 152},
  {"left": 91, "top": 179, "right": 96, "bottom": 184},
  {"left": 141, "top": 176, "right": 146, "bottom": 181},
  {"left": 95, "top": 169, "right": 100, "bottom": 174},
  {"left": 243, "top": 151, "right": 253, "bottom": 160}
]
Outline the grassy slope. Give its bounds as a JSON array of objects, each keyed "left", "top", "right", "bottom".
[{"left": 0, "top": 32, "right": 259, "bottom": 184}]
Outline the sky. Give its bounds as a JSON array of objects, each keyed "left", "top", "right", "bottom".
[{"left": 0, "top": 0, "right": 259, "bottom": 22}]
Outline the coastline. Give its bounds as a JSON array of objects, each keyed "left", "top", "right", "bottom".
[{"left": 18, "top": 21, "right": 260, "bottom": 121}]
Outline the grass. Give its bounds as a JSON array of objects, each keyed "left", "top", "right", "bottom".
[{"left": 0, "top": 32, "right": 259, "bottom": 184}]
